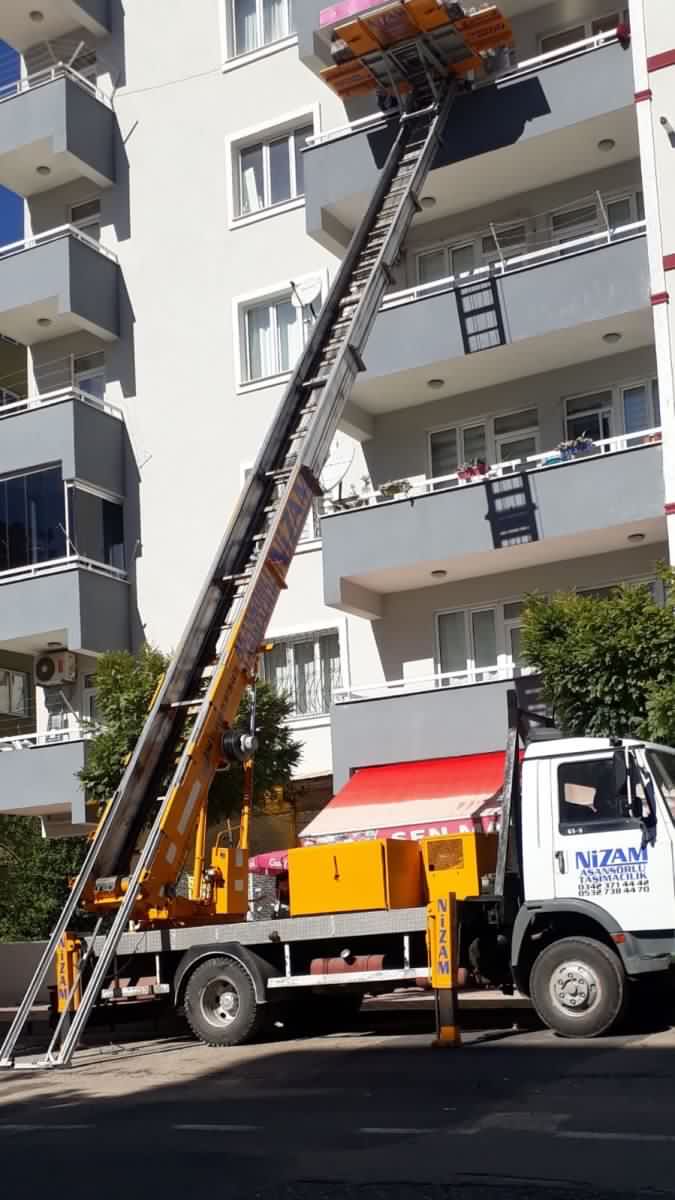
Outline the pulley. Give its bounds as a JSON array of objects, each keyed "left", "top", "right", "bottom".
[{"left": 222, "top": 728, "right": 258, "bottom": 765}]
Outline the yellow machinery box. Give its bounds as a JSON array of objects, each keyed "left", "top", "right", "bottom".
[
  {"left": 288, "top": 839, "right": 424, "bottom": 917},
  {"left": 419, "top": 832, "right": 498, "bottom": 899}
]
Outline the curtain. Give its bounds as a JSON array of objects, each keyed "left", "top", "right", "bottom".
[
  {"left": 246, "top": 303, "right": 275, "bottom": 380},
  {"left": 418, "top": 249, "right": 446, "bottom": 285},
  {"left": 471, "top": 610, "right": 497, "bottom": 669},
  {"left": 265, "top": 643, "right": 293, "bottom": 706},
  {"left": 430, "top": 428, "right": 458, "bottom": 478},
  {"left": 276, "top": 300, "right": 300, "bottom": 372},
  {"left": 269, "top": 137, "right": 290, "bottom": 206},
  {"left": 234, "top": 0, "right": 258, "bottom": 53},
  {"left": 623, "top": 385, "right": 650, "bottom": 434},
  {"left": 263, "top": 0, "right": 289, "bottom": 44},
  {"left": 240, "top": 144, "right": 264, "bottom": 213},
  {"left": 0, "top": 671, "right": 10, "bottom": 714},
  {"left": 293, "top": 640, "right": 316, "bottom": 715},
  {"left": 438, "top": 612, "right": 466, "bottom": 676},
  {"left": 320, "top": 633, "right": 341, "bottom": 710}
]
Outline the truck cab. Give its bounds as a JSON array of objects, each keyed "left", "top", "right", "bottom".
[{"left": 511, "top": 735, "right": 675, "bottom": 1036}]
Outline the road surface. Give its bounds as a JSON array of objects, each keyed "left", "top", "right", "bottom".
[{"left": 1, "top": 999, "right": 674, "bottom": 1199}]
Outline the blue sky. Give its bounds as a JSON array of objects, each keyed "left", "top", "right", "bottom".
[{"left": 0, "top": 41, "right": 22, "bottom": 245}]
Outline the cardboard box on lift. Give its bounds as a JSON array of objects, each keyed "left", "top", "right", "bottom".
[{"left": 288, "top": 838, "right": 424, "bottom": 917}]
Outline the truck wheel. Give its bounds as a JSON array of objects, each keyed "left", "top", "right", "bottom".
[
  {"left": 530, "top": 936, "right": 627, "bottom": 1038},
  {"left": 184, "top": 956, "right": 264, "bottom": 1047}
]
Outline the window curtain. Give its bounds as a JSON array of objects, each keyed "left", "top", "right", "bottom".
[
  {"left": 623, "top": 385, "right": 650, "bottom": 434},
  {"left": 319, "top": 633, "right": 342, "bottom": 710},
  {"left": 438, "top": 612, "right": 466, "bottom": 675},
  {"left": 276, "top": 300, "right": 301, "bottom": 372},
  {"left": 265, "top": 643, "right": 293, "bottom": 706},
  {"left": 263, "top": 0, "right": 290, "bottom": 43},
  {"left": 247, "top": 304, "right": 275, "bottom": 379},
  {"left": 240, "top": 144, "right": 264, "bottom": 213},
  {"left": 294, "top": 640, "right": 316, "bottom": 715},
  {"left": 234, "top": 0, "right": 258, "bottom": 53}
]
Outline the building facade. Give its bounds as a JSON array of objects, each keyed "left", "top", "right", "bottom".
[{"left": 0, "top": 0, "right": 671, "bottom": 837}]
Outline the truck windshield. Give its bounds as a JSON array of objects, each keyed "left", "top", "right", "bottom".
[{"left": 646, "top": 749, "right": 675, "bottom": 824}]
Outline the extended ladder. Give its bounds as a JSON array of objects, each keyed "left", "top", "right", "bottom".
[{"left": 0, "top": 77, "right": 456, "bottom": 1070}]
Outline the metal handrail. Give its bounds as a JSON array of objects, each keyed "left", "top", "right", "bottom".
[
  {"left": 0, "top": 553, "right": 128, "bottom": 586},
  {"left": 326, "top": 426, "right": 662, "bottom": 512},
  {"left": 0, "top": 224, "right": 117, "bottom": 264},
  {"left": 0, "top": 62, "right": 110, "bottom": 107},
  {"left": 0, "top": 385, "right": 123, "bottom": 421},
  {"left": 335, "top": 664, "right": 535, "bottom": 703},
  {"left": 0, "top": 725, "right": 94, "bottom": 752}
]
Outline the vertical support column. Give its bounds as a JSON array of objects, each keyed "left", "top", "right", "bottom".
[
  {"left": 426, "top": 890, "right": 461, "bottom": 1048},
  {"left": 630, "top": 0, "right": 675, "bottom": 559}
]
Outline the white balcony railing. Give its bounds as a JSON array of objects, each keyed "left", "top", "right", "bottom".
[
  {"left": 0, "top": 63, "right": 110, "bottom": 107},
  {"left": 381, "top": 219, "right": 646, "bottom": 311},
  {"left": 334, "top": 665, "right": 535, "bottom": 704},
  {"left": 305, "top": 28, "right": 621, "bottom": 149},
  {"left": 0, "top": 553, "right": 128, "bottom": 587},
  {"left": 333, "top": 427, "right": 661, "bottom": 512},
  {"left": 0, "top": 384, "right": 123, "bottom": 422},
  {"left": 0, "top": 224, "right": 117, "bottom": 264},
  {"left": 0, "top": 725, "right": 94, "bottom": 753}
]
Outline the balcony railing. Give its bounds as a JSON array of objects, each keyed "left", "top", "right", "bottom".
[
  {"left": 0, "top": 724, "right": 93, "bottom": 752},
  {"left": 0, "top": 384, "right": 122, "bottom": 422},
  {"left": 0, "top": 63, "right": 110, "bottom": 107},
  {"left": 335, "top": 427, "right": 662, "bottom": 511},
  {"left": 0, "top": 224, "right": 117, "bottom": 264},
  {"left": 335, "top": 665, "right": 534, "bottom": 704},
  {"left": 0, "top": 554, "right": 128, "bottom": 587},
  {"left": 382, "top": 218, "right": 646, "bottom": 312},
  {"left": 305, "top": 28, "right": 622, "bottom": 150}
]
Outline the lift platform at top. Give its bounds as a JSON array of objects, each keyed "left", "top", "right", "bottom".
[{"left": 318, "top": 1, "right": 514, "bottom": 100}]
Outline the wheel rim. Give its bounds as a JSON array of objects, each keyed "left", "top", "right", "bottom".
[
  {"left": 549, "top": 959, "right": 601, "bottom": 1017},
  {"left": 200, "top": 977, "right": 240, "bottom": 1028}
]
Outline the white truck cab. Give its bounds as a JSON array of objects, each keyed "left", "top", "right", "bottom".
[{"left": 509, "top": 734, "right": 675, "bottom": 1036}]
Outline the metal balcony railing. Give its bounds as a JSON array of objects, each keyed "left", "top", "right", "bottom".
[
  {"left": 0, "top": 224, "right": 117, "bottom": 264},
  {"left": 334, "top": 665, "right": 535, "bottom": 704},
  {"left": 0, "top": 724, "right": 94, "bottom": 753},
  {"left": 0, "top": 63, "right": 110, "bottom": 107}
]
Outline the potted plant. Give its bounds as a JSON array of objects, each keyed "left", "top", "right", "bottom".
[
  {"left": 379, "top": 478, "right": 413, "bottom": 499},
  {"left": 556, "top": 434, "right": 595, "bottom": 461},
  {"left": 457, "top": 458, "right": 488, "bottom": 482}
]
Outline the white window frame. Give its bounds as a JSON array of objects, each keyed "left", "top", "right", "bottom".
[
  {"left": 416, "top": 221, "right": 528, "bottom": 285},
  {"left": 563, "top": 377, "right": 660, "bottom": 444},
  {"left": 262, "top": 626, "right": 344, "bottom": 723},
  {"left": 234, "top": 269, "right": 328, "bottom": 394},
  {"left": 221, "top": 0, "right": 298, "bottom": 71},
  {"left": 548, "top": 189, "right": 643, "bottom": 253},
  {"left": 435, "top": 604, "right": 509, "bottom": 685},
  {"left": 427, "top": 406, "right": 541, "bottom": 479},
  {"left": 0, "top": 668, "right": 30, "bottom": 717},
  {"left": 538, "top": 10, "right": 629, "bottom": 53},
  {"left": 70, "top": 196, "right": 101, "bottom": 241},
  {"left": 226, "top": 105, "right": 319, "bottom": 229}
]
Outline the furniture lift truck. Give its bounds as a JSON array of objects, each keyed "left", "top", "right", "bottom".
[{"left": 3, "top": 2, "right": 673, "bottom": 1068}]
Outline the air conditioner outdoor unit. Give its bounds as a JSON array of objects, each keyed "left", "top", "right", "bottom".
[{"left": 34, "top": 651, "right": 77, "bottom": 687}]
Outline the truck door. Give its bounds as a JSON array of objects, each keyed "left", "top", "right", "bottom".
[{"left": 550, "top": 751, "right": 675, "bottom": 933}]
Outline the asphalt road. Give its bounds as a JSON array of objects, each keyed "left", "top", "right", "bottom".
[{"left": 2, "top": 1001, "right": 675, "bottom": 1200}]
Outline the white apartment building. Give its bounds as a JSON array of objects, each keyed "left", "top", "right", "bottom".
[{"left": 0, "top": 0, "right": 673, "bottom": 842}]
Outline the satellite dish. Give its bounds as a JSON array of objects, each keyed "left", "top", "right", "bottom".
[{"left": 290, "top": 278, "right": 321, "bottom": 310}]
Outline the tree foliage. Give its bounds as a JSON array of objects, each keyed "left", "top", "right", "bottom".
[
  {"left": 79, "top": 645, "right": 302, "bottom": 821},
  {"left": 521, "top": 570, "right": 675, "bottom": 744},
  {"left": 0, "top": 816, "right": 85, "bottom": 941}
]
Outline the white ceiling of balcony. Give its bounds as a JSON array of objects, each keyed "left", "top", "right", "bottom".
[
  {"left": 0, "top": 140, "right": 110, "bottom": 196},
  {"left": 330, "top": 109, "right": 638, "bottom": 235},
  {"left": 0, "top": 2, "right": 107, "bottom": 52},
  {"left": 346, "top": 518, "right": 667, "bottom": 597},
  {"left": 353, "top": 309, "right": 654, "bottom": 414}
]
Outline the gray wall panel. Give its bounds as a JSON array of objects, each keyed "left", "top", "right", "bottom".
[{"left": 0, "top": 739, "right": 86, "bottom": 818}]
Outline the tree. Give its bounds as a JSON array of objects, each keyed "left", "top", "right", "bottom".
[
  {"left": 80, "top": 645, "right": 302, "bottom": 823},
  {"left": 521, "top": 571, "right": 675, "bottom": 743},
  {"left": 0, "top": 816, "right": 85, "bottom": 941}
]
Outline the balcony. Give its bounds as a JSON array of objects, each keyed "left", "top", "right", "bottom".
[
  {"left": 349, "top": 224, "right": 650, "bottom": 414},
  {"left": 0, "top": 226, "right": 119, "bottom": 344},
  {"left": 0, "top": 387, "right": 126, "bottom": 496},
  {"left": 0, "top": 727, "right": 91, "bottom": 819},
  {"left": 0, "top": 558, "right": 130, "bottom": 656},
  {"left": 330, "top": 673, "right": 515, "bottom": 790},
  {"left": 0, "top": 1, "right": 110, "bottom": 52},
  {"left": 321, "top": 430, "right": 665, "bottom": 618},
  {"left": 303, "top": 35, "right": 637, "bottom": 253},
  {"left": 0, "top": 66, "right": 115, "bottom": 196}
]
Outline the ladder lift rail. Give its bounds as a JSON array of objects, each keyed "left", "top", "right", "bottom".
[{"left": 0, "top": 73, "right": 453, "bottom": 1070}]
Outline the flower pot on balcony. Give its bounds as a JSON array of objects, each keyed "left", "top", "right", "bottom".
[
  {"left": 379, "top": 479, "right": 413, "bottom": 500},
  {"left": 457, "top": 459, "right": 488, "bottom": 482}
]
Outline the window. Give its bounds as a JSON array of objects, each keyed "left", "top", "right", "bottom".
[
  {"left": 622, "top": 380, "right": 660, "bottom": 434},
  {"left": 70, "top": 198, "right": 100, "bottom": 241},
  {"left": 494, "top": 409, "right": 539, "bottom": 462},
  {"left": 68, "top": 487, "right": 125, "bottom": 570},
  {"left": 540, "top": 24, "right": 585, "bottom": 53},
  {"left": 242, "top": 291, "right": 315, "bottom": 383},
  {"left": 262, "top": 630, "right": 342, "bottom": 716},
  {"left": 0, "top": 466, "right": 66, "bottom": 571},
  {"left": 417, "top": 225, "right": 526, "bottom": 285},
  {"left": 74, "top": 351, "right": 105, "bottom": 405},
  {"left": 83, "top": 672, "right": 98, "bottom": 723},
  {"left": 231, "top": 0, "right": 295, "bottom": 57},
  {"left": 437, "top": 607, "right": 499, "bottom": 683},
  {"left": 646, "top": 749, "right": 675, "bottom": 826},
  {"left": 237, "top": 123, "right": 312, "bottom": 216},
  {"left": 539, "top": 12, "right": 628, "bottom": 54},
  {"left": 565, "top": 390, "right": 613, "bottom": 443},
  {"left": 0, "top": 669, "right": 29, "bottom": 716},
  {"left": 558, "top": 756, "right": 632, "bottom": 834},
  {"left": 429, "top": 423, "right": 487, "bottom": 480},
  {"left": 481, "top": 223, "right": 527, "bottom": 263}
]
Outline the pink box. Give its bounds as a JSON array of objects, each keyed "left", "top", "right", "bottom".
[{"left": 320, "top": 0, "right": 383, "bottom": 28}]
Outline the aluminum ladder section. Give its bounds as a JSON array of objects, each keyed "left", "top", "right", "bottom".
[{"left": 0, "top": 82, "right": 454, "bottom": 1070}]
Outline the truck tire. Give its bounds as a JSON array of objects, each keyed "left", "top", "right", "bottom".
[
  {"left": 530, "top": 936, "right": 627, "bottom": 1038},
  {"left": 184, "top": 956, "right": 265, "bottom": 1047}
]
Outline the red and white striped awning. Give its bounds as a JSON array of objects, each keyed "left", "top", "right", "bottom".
[{"left": 299, "top": 751, "right": 506, "bottom": 844}]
